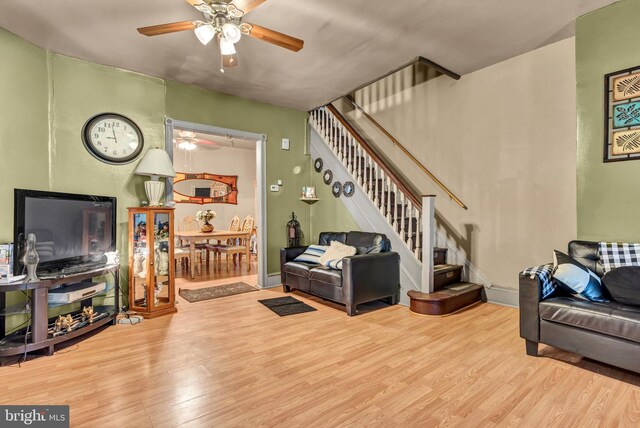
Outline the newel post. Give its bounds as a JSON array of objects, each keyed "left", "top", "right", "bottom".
[{"left": 421, "top": 195, "right": 436, "bottom": 293}]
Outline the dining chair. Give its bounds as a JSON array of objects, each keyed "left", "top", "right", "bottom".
[
  {"left": 178, "top": 215, "right": 206, "bottom": 274},
  {"left": 205, "top": 215, "right": 240, "bottom": 264},
  {"left": 217, "top": 215, "right": 254, "bottom": 272}
]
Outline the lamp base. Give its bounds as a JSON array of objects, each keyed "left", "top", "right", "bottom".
[{"left": 145, "top": 180, "right": 165, "bottom": 206}]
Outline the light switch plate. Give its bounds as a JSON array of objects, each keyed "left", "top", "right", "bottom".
[
  {"left": 277, "top": 179, "right": 283, "bottom": 186},
  {"left": 281, "top": 138, "right": 290, "bottom": 150},
  {"left": 270, "top": 185, "right": 279, "bottom": 192}
]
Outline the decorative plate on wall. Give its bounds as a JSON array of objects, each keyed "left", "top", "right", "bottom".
[
  {"left": 332, "top": 181, "right": 342, "bottom": 197},
  {"left": 323, "top": 169, "right": 333, "bottom": 185},
  {"left": 314, "top": 158, "right": 323, "bottom": 172},
  {"left": 343, "top": 181, "right": 355, "bottom": 197}
]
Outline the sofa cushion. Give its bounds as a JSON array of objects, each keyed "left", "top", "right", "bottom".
[
  {"left": 309, "top": 266, "right": 343, "bottom": 287},
  {"left": 284, "top": 261, "right": 318, "bottom": 277},
  {"left": 318, "top": 232, "right": 347, "bottom": 246},
  {"left": 540, "top": 297, "right": 640, "bottom": 344},
  {"left": 553, "top": 250, "right": 607, "bottom": 302},
  {"left": 293, "top": 245, "right": 328, "bottom": 264},
  {"left": 319, "top": 241, "right": 357, "bottom": 270},
  {"left": 602, "top": 266, "right": 640, "bottom": 306},
  {"left": 346, "top": 231, "right": 390, "bottom": 253}
]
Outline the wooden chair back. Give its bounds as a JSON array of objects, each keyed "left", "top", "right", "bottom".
[{"left": 229, "top": 215, "right": 241, "bottom": 232}]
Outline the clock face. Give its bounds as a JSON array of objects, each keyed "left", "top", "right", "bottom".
[{"left": 82, "top": 113, "right": 144, "bottom": 164}]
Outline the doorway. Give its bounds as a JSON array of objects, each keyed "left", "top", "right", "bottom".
[{"left": 164, "top": 118, "right": 267, "bottom": 288}]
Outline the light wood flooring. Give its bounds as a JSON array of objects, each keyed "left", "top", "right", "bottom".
[{"left": 2, "top": 268, "right": 640, "bottom": 427}]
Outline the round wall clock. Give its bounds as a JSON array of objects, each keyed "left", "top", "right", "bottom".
[
  {"left": 323, "top": 169, "right": 333, "bottom": 185},
  {"left": 332, "top": 181, "right": 342, "bottom": 197},
  {"left": 82, "top": 113, "right": 144, "bottom": 164},
  {"left": 314, "top": 158, "right": 323, "bottom": 172},
  {"left": 343, "top": 181, "right": 355, "bottom": 197}
]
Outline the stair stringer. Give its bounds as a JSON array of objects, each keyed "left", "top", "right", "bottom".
[{"left": 310, "top": 129, "right": 421, "bottom": 306}]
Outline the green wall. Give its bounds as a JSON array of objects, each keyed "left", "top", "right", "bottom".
[
  {"left": 576, "top": 0, "right": 640, "bottom": 241},
  {"left": 165, "top": 82, "right": 309, "bottom": 273},
  {"left": 0, "top": 28, "right": 310, "bottom": 330},
  {"left": 309, "top": 169, "right": 360, "bottom": 241}
]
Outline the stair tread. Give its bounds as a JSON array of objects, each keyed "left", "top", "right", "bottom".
[
  {"left": 407, "top": 282, "right": 483, "bottom": 301},
  {"left": 434, "top": 264, "right": 463, "bottom": 274}
]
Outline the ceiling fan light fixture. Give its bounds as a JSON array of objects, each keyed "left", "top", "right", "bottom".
[
  {"left": 194, "top": 24, "right": 216, "bottom": 45},
  {"left": 222, "top": 23, "right": 242, "bottom": 44},
  {"left": 219, "top": 36, "right": 237, "bottom": 55},
  {"left": 177, "top": 141, "right": 197, "bottom": 151}
]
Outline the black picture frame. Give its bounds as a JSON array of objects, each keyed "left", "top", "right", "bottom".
[{"left": 603, "top": 65, "right": 640, "bottom": 162}]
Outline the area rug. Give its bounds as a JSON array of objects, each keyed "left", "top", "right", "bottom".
[
  {"left": 179, "top": 282, "right": 258, "bottom": 303},
  {"left": 258, "top": 296, "right": 317, "bottom": 317}
]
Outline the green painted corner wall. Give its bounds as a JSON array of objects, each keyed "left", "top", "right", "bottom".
[
  {"left": 308, "top": 170, "right": 360, "bottom": 241},
  {"left": 576, "top": 0, "right": 640, "bottom": 241},
  {"left": 0, "top": 27, "right": 311, "bottom": 333}
]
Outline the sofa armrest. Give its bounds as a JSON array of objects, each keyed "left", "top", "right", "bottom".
[
  {"left": 280, "top": 246, "right": 309, "bottom": 283},
  {"left": 519, "top": 265, "right": 552, "bottom": 342},
  {"left": 342, "top": 252, "right": 400, "bottom": 305}
]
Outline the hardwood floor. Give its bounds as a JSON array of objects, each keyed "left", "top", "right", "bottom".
[{"left": 2, "top": 274, "right": 640, "bottom": 426}]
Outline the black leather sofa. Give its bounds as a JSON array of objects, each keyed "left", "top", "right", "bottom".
[
  {"left": 280, "top": 231, "right": 400, "bottom": 316},
  {"left": 520, "top": 240, "right": 640, "bottom": 373}
]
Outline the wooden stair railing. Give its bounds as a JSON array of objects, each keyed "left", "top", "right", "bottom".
[
  {"left": 344, "top": 95, "right": 468, "bottom": 210},
  {"left": 310, "top": 105, "right": 430, "bottom": 266}
]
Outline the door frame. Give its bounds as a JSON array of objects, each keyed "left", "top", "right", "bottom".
[{"left": 164, "top": 118, "right": 268, "bottom": 288}]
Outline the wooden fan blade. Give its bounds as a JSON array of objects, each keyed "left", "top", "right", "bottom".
[
  {"left": 137, "top": 21, "right": 196, "bottom": 37},
  {"left": 245, "top": 23, "right": 304, "bottom": 52},
  {"left": 231, "top": 0, "right": 267, "bottom": 14}
]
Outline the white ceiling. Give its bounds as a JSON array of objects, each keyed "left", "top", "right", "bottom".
[
  {"left": 173, "top": 129, "right": 256, "bottom": 150},
  {"left": 0, "top": 0, "right": 617, "bottom": 111}
]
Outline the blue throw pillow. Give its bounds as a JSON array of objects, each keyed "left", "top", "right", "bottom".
[
  {"left": 293, "top": 245, "right": 328, "bottom": 264},
  {"left": 552, "top": 250, "right": 608, "bottom": 302}
]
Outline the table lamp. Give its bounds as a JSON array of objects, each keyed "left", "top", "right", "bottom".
[{"left": 134, "top": 149, "right": 176, "bottom": 206}]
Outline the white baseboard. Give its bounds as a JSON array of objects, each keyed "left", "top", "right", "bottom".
[{"left": 484, "top": 286, "right": 519, "bottom": 308}]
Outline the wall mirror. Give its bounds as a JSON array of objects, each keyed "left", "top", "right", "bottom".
[{"left": 173, "top": 172, "right": 238, "bottom": 204}]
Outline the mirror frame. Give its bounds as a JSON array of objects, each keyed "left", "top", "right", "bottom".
[{"left": 173, "top": 172, "right": 238, "bottom": 205}]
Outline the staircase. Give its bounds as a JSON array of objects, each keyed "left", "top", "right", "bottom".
[{"left": 309, "top": 105, "right": 484, "bottom": 315}]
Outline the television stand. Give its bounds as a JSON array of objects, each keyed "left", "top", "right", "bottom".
[{"left": 0, "top": 264, "right": 119, "bottom": 358}]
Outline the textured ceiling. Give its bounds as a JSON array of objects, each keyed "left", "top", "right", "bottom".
[{"left": 0, "top": 0, "right": 617, "bottom": 111}]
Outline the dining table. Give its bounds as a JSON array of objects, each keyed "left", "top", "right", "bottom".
[{"left": 175, "top": 229, "right": 251, "bottom": 279}]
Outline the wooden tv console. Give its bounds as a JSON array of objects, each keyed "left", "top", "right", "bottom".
[{"left": 0, "top": 265, "right": 119, "bottom": 358}]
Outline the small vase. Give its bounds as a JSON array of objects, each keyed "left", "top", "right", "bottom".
[{"left": 201, "top": 221, "right": 214, "bottom": 233}]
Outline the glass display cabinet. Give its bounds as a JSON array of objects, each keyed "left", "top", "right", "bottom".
[{"left": 127, "top": 207, "right": 177, "bottom": 318}]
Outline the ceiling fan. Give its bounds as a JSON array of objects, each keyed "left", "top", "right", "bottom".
[
  {"left": 173, "top": 131, "right": 219, "bottom": 150},
  {"left": 137, "top": 0, "right": 304, "bottom": 72}
]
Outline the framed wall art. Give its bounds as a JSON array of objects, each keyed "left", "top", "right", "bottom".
[{"left": 604, "top": 65, "right": 640, "bottom": 162}]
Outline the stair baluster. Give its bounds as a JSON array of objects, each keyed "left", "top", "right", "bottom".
[
  {"left": 407, "top": 200, "right": 413, "bottom": 251},
  {"left": 386, "top": 175, "right": 392, "bottom": 223}
]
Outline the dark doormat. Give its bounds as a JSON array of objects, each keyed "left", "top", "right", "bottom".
[
  {"left": 179, "top": 282, "right": 258, "bottom": 303},
  {"left": 258, "top": 296, "right": 317, "bottom": 316}
]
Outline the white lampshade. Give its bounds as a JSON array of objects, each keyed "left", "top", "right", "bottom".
[
  {"left": 219, "top": 36, "right": 237, "bottom": 55},
  {"left": 222, "top": 23, "right": 242, "bottom": 44},
  {"left": 194, "top": 24, "right": 216, "bottom": 45},
  {"left": 134, "top": 149, "right": 175, "bottom": 207},
  {"left": 134, "top": 149, "right": 176, "bottom": 179}
]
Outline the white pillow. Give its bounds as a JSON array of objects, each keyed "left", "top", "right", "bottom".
[{"left": 319, "top": 241, "right": 357, "bottom": 270}]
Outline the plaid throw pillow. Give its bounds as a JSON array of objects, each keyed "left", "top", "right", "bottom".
[
  {"left": 598, "top": 242, "right": 640, "bottom": 272},
  {"left": 521, "top": 264, "right": 556, "bottom": 299}
]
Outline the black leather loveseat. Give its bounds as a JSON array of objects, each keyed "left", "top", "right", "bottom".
[
  {"left": 520, "top": 240, "right": 640, "bottom": 373},
  {"left": 280, "top": 231, "right": 400, "bottom": 316}
]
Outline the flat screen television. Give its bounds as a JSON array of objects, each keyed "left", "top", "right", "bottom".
[{"left": 14, "top": 189, "right": 117, "bottom": 275}]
